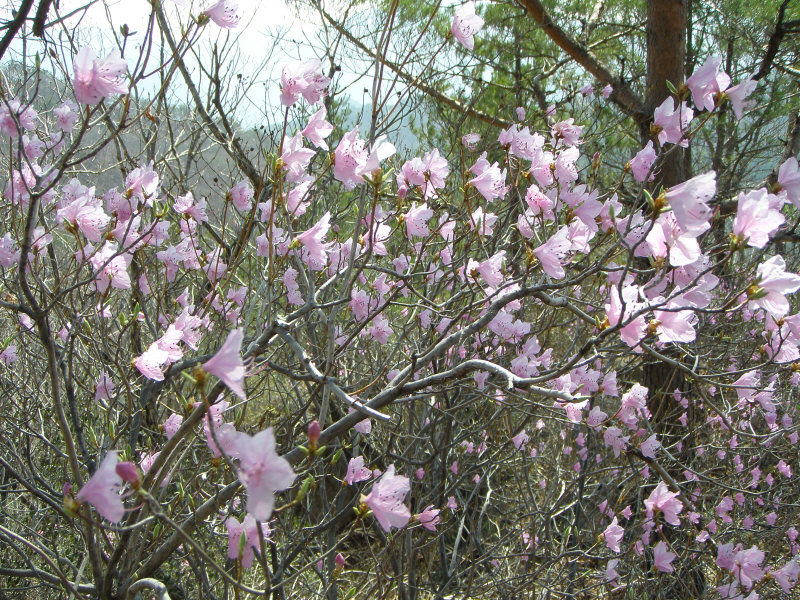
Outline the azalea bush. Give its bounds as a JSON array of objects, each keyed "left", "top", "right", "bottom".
[{"left": 1, "top": 1, "right": 800, "bottom": 599}]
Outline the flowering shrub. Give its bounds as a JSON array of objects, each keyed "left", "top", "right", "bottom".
[{"left": 1, "top": 1, "right": 800, "bottom": 599}]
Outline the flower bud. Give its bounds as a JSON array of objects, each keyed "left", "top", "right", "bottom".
[{"left": 116, "top": 461, "right": 140, "bottom": 488}]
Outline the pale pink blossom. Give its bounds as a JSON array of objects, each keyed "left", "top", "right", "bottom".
[
  {"left": 404, "top": 203, "right": 434, "bottom": 238},
  {"left": 533, "top": 227, "right": 571, "bottom": 279},
  {"left": 345, "top": 456, "right": 372, "bottom": 485},
  {"left": 630, "top": 141, "right": 656, "bottom": 182},
  {"left": 333, "top": 128, "right": 395, "bottom": 189},
  {"left": 363, "top": 465, "right": 411, "bottom": 532},
  {"left": 72, "top": 47, "right": 128, "bottom": 105},
  {"left": 229, "top": 180, "right": 254, "bottom": 212},
  {"left": 0, "top": 98, "right": 38, "bottom": 136},
  {"left": 225, "top": 514, "right": 264, "bottom": 568},
  {"left": 0, "top": 344, "right": 18, "bottom": 366},
  {"left": 605, "top": 284, "right": 647, "bottom": 348},
  {"left": 200, "top": 0, "right": 240, "bottom": 29},
  {"left": 603, "top": 517, "right": 624, "bottom": 553},
  {"left": 54, "top": 101, "right": 78, "bottom": 132},
  {"left": 163, "top": 414, "right": 183, "bottom": 439},
  {"left": 461, "top": 133, "right": 480, "bottom": 150},
  {"left": 235, "top": 427, "right": 296, "bottom": 521},
  {"left": 280, "top": 59, "right": 330, "bottom": 106},
  {"left": 302, "top": 106, "right": 334, "bottom": 150},
  {"left": 644, "top": 481, "right": 683, "bottom": 526},
  {"left": 732, "top": 546, "right": 764, "bottom": 589},
  {"left": 416, "top": 505, "right": 441, "bottom": 531},
  {"left": 653, "top": 97, "right": 693, "bottom": 147},
  {"left": 732, "top": 188, "right": 784, "bottom": 248},
  {"left": 451, "top": 2, "right": 484, "bottom": 51},
  {"left": 203, "top": 328, "right": 246, "bottom": 400},
  {"left": 653, "top": 541, "right": 676, "bottom": 573},
  {"left": 468, "top": 161, "right": 508, "bottom": 202},
  {"left": 726, "top": 77, "right": 757, "bottom": 119},
  {"left": 512, "top": 429, "right": 529, "bottom": 450},
  {"left": 777, "top": 157, "right": 800, "bottom": 207},
  {"left": 295, "top": 212, "right": 331, "bottom": 270},
  {"left": 640, "top": 434, "right": 661, "bottom": 458},
  {"left": 94, "top": 372, "right": 114, "bottom": 402},
  {"left": 686, "top": 56, "right": 731, "bottom": 112},
  {"left": 773, "top": 560, "right": 800, "bottom": 593},
  {"left": 76, "top": 451, "right": 124, "bottom": 523},
  {"left": 665, "top": 171, "right": 716, "bottom": 237},
  {"left": 749, "top": 255, "right": 800, "bottom": 319}
]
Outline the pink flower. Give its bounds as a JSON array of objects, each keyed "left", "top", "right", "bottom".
[
  {"left": 404, "top": 203, "right": 434, "bottom": 238},
  {"left": 606, "top": 559, "right": 620, "bottom": 582},
  {"left": 281, "top": 131, "right": 315, "bottom": 183},
  {"left": 416, "top": 505, "right": 441, "bottom": 532},
  {"left": 665, "top": 171, "right": 716, "bottom": 237},
  {"left": 235, "top": 427, "right": 296, "bottom": 521},
  {"left": 302, "top": 106, "right": 334, "bottom": 150},
  {"left": 228, "top": 180, "right": 254, "bottom": 212},
  {"left": 773, "top": 560, "right": 800, "bottom": 593},
  {"left": 777, "top": 157, "right": 800, "bottom": 207},
  {"left": 630, "top": 141, "right": 656, "bottom": 182},
  {"left": 602, "top": 84, "right": 613, "bottom": 99},
  {"left": 473, "top": 251, "right": 505, "bottom": 287},
  {"left": 72, "top": 47, "right": 128, "bottom": 105},
  {"left": 644, "top": 481, "right": 683, "bottom": 526},
  {"left": 686, "top": 56, "right": 730, "bottom": 112},
  {"left": 173, "top": 192, "right": 208, "bottom": 222},
  {"left": 333, "top": 128, "right": 395, "bottom": 189},
  {"left": 749, "top": 255, "right": 800, "bottom": 319},
  {"left": 512, "top": 429, "right": 529, "bottom": 450},
  {"left": 468, "top": 161, "right": 508, "bottom": 202},
  {"left": 603, "top": 426, "right": 629, "bottom": 457},
  {"left": 0, "top": 344, "right": 18, "bottom": 365},
  {"left": 717, "top": 542, "right": 736, "bottom": 570},
  {"left": 552, "top": 118, "right": 583, "bottom": 147},
  {"left": 461, "top": 133, "right": 480, "bottom": 150},
  {"left": 345, "top": 456, "right": 372, "bottom": 485},
  {"left": 54, "top": 101, "right": 78, "bottom": 132},
  {"left": 732, "top": 546, "right": 764, "bottom": 589},
  {"left": 200, "top": 1, "right": 240, "bottom": 28},
  {"left": 603, "top": 517, "right": 624, "bottom": 553},
  {"left": 653, "top": 541, "right": 676, "bottom": 573},
  {"left": 76, "top": 451, "right": 124, "bottom": 523},
  {"left": 652, "top": 301, "right": 697, "bottom": 343},
  {"left": 203, "top": 400, "right": 239, "bottom": 457},
  {"left": 0, "top": 98, "right": 38, "bottom": 136},
  {"left": 640, "top": 434, "right": 661, "bottom": 459},
  {"left": 533, "top": 227, "right": 571, "bottom": 279},
  {"left": 451, "top": 2, "right": 484, "bottom": 51},
  {"left": 225, "top": 514, "right": 266, "bottom": 568},
  {"left": 280, "top": 59, "right": 330, "bottom": 106},
  {"left": 163, "top": 414, "right": 183, "bottom": 439},
  {"left": 605, "top": 284, "right": 647, "bottom": 348},
  {"left": 726, "top": 77, "right": 757, "bottom": 119},
  {"left": 135, "top": 341, "right": 170, "bottom": 381},
  {"left": 125, "top": 162, "right": 160, "bottom": 203},
  {"left": 58, "top": 195, "right": 110, "bottom": 243},
  {"left": 368, "top": 315, "right": 393, "bottom": 344},
  {"left": 203, "top": 328, "right": 247, "bottom": 400},
  {"left": 653, "top": 97, "right": 693, "bottom": 146},
  {"left": 446, "top": 496, "right": 458, "bottom": 511},
  {"left": 732, "top": 187, "right": 785, "bottom": 248},
  {"left": 295, "top": 211, "right": 331, "bottom": 271},
  {"left": 362, "top": 465, "right": 411, "bottom": 532},
  {"left": 94, "top": 372, "right": 114, "bottom": 402}
]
